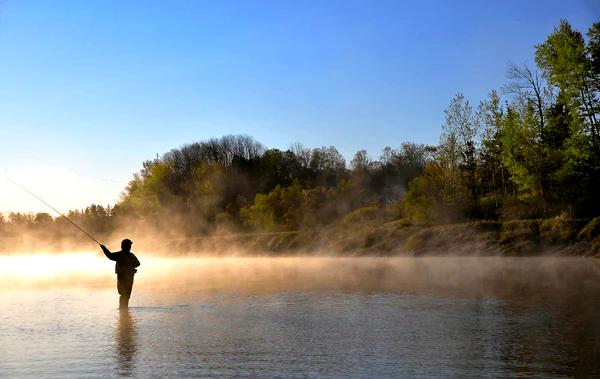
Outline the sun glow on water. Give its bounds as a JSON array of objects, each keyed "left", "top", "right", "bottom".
[
  {"left": 0, "top": 252, "right": 213, "bottom": 289},
  {"left": 0, "top": 253, "right": 111, "bottom": 286}
]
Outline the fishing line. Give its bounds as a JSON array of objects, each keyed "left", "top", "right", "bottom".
[{"left": 5, "top": 172, "right": 101, "bottom": 245}]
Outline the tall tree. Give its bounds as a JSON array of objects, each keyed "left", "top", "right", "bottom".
[
  {"left": 350, "top": 150, "right": 371, "bottom": 171},
  {"left": 503, "top": 63, "right": 551, "bottom": 140},
  {"left": 440, "top": 93, "right": 480, "bottom": 201},
  {"left": 477, "top": 90, "right": 507, "bottom": 215},
  {"left": 535, "top": 20, "right": 599, "bottom": 148}
]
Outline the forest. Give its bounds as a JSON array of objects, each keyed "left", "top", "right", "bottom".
[{"left": 2, "top": 20, "right": 600, "bottom": 254}]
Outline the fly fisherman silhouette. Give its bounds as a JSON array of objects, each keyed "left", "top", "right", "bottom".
[
  {"left": 101, "top": 239, "right": 140, "bottom": 309},
  {"left": 5, "top": 174, "right": 142, "bottom": 309}
]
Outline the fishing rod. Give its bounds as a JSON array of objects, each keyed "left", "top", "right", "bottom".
[{"left": 5, "top": 173, "right": 102, "bottom": 245}]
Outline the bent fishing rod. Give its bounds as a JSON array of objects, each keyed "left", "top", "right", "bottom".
[{"left": 5, "top": 173, "right": 102, "bottom": 245}]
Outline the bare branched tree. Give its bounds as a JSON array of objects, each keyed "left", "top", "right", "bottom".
[{"left": 503, "top": 63, "right": 550, "bottom": 139}]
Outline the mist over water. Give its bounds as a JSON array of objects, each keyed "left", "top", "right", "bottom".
[{"left": 1, "top": 254, "right": 599, "bottom": 377}]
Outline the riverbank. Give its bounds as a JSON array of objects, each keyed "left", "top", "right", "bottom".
[
  {"left": 2, "top": 216, "right": 599, "bottom": 257},
  {"left": 150, "top": 216, "right": 600, "bottom": 257}
]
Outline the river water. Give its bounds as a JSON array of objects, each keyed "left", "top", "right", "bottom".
[{"left": 0, "top": 256, "right": 598, "bottom": 378}]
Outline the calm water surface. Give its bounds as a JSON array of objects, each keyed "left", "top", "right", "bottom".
[{"left": 0, "top": 256, "right": 598, "bottom": 378}]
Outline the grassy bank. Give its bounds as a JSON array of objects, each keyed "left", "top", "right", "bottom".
[
  {"left": 3, "top": 216, "right": 600, "bottom": 257},
  {"left": 147, "top": 216, "right": 600, "bottom": 257}
]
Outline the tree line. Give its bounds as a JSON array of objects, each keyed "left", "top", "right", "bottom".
[{"left": 1, "top": 19, "right": 598, "bottom": 247}]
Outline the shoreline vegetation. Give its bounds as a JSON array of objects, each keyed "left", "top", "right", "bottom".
[
  {"left": 137, "top": 216, "right": 600, "bottom": 257},
  {"left": 1, "top": 217, "right": 599, "bottom": 257},
  {"left": 2, "top": 19, "right": 600, "bottom": 256}
]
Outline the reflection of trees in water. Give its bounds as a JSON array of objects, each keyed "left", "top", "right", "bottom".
[
  {"left": 115, "top": 309, "right": 137, "bottom": 376},
  {"left": 551, "top": 293, "right": 600, "bottom": 377},
  {"left": 496, "top": 284, "right": 600, "bottom": 377}
]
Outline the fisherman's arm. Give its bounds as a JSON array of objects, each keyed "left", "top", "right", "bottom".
[
  {"left": 133, "top": 255, "right": 141, "bottom": 268},
  {"left": 100, "top": 244, "right": 117, "bottom": 261}
]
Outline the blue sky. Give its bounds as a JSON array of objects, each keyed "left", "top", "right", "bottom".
[{"left": 0, "top": 0, "right": 598, "bottom": 212}]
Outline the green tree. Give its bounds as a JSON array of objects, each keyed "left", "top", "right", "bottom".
[
  {"left": 440, "top": 93, "right": 480, "bottom": 208},
  {"left": 535, "top": 20, "right": 599, "bottom": 148},
  {"left": 403, "top": 160, "right": 469, "bottom": 224},
  {"left": 477, "top": 90, "right": 507, "bottom": 217},
  {"left": 499, "top": 102, "right": 545, "bottom": 207},
  {"left": 241, "top": 182, "right": 305, "bottom": 231}
]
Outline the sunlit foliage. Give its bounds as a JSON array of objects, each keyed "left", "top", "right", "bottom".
[{"left": 2, "top": 20, "right": 599, "bottom": 249}]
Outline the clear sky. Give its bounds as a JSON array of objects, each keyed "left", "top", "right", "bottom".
[{"left": 0, "top": 0, "right": 598, "bottom": 213}]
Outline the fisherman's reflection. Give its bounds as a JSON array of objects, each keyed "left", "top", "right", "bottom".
[{"left": 115, "top": 309, "right": 137, "bottom": 376}]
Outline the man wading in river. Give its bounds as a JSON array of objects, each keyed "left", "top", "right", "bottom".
[{"left": 101, "top": 239, "right": 140, "bottom": 309}]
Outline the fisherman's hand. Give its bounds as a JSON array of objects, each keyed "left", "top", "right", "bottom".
[{"left": 100, "top": 244, "right": 107, "bottom": 251}]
